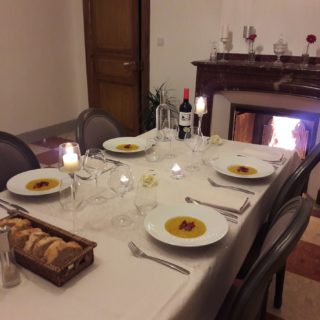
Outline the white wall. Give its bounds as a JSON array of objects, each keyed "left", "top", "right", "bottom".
[
  {"left": 2, "top": 1, "right": 320, "bottom": 135},
  {"left": 150, "top": 0, "right": 222, "bottom": 104},
  {"left": 221, "top": 0, "right": 320, "bottom": 55},
  {"left": 150, "top": 0, "right": 320, "bottom": 105},
  {"left": 0, "top": 0, "right": 88, "bottom": 135}
]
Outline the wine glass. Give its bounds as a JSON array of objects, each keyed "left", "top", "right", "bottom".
[
  {"left": 109, "top": 164, "right": 134, "bottom": 227},
  {"left": 83, "top": 148, "right": 107, "bottom": 204},
  {"left": 161, "top": 118, "right": 179, "bottom": 158},
  {"left": 184, "top": 127, "right": 205, "bottom": 172}
]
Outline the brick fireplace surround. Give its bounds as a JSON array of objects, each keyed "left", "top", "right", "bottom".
[{"left": 192, "top": 54, "right": 320, "bottom": 137}]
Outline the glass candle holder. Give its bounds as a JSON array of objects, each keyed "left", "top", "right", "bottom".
[
  {"left": 171, "top": 163, "right": 184, "bottom": 180},
  {"left": 195, "top": 96, "right": 208, "bottom": 136},
  {"left": 58, "top": 142, "right": 81, "bottom": 174}
]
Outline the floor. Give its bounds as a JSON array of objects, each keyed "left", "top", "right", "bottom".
[{"left": 28, "top": 133, "right": 320, "bottom": 320}]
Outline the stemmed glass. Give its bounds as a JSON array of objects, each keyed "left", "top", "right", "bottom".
[
  {"left": 58, "top": 142, "right": 82, "bottom": 234},
  {"left": 220, "top": 37, "right": 228, "bottom": 62},
  {"left": 109, "top": 164, "right": 134, "bottom": 227},
  {"left": 184, "top": 127, "right": 205, "bottom": 172},
  {"left": 83, "top": 148, "right": 107, "bottom": 204},
  {"left": 161, "top": 118, "right": 179, "bottom": 158},
  {"left": 273, "top": 38, "right": 286, "bottom": 65}
]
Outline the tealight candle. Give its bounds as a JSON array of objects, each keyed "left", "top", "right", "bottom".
[
  {"left": 120, "top": 174, "right": 129, "bottom": 185},
  {"left": 171, "top": 163, "right": 184, "bottom": 180}
]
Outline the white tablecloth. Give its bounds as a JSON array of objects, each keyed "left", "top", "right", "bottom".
[{"left": 0, "top": 131, "right": 299, "bottom": 320}]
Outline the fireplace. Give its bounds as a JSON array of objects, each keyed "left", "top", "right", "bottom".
[
  {"left": 230, "top": 103, "right": 319, "bottom": 159},
  {"left": 192, "top": 54, "right": 320, "bottom": 137},
  {"left": 192, "top": 54, "right": 320, "bottom": 199}
]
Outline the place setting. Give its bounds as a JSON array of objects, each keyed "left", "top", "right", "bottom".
[{"left": 213, "top": 155, "right": 275, "bottom": 179}]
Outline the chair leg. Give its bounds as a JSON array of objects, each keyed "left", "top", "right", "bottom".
[{"left": 274, "top": 263, "right": 286, "bottom": 308}]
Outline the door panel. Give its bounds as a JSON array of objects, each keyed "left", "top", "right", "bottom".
[
  {"left": 93, "top": 1, "right": 133, "bottom": 51},
  {"left": 95, "top": 57, "right": 133, "bottom": 80},
  {"left": 99, "top": 82, "right": 136, "bottom": 133},
  {"left": 83, "top": 0, "right": 149, "bottom": 136}
]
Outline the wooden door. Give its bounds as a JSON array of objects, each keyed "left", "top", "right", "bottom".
[{"left": 83, "top": 0, "right": 149, "bottom": 136}]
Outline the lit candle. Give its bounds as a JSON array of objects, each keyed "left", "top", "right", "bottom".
[
  {"left": 195, "top": 97, "right": 207, "bottom": 114},
  {"left": 120, "top": 174, "right": 129, "bottom": 186},
  {"left": 221, "top": 25, "right": 229, "bottom": 39},
  {"left": 171, "top": 163, "right": 183, "bottom": 179},
  {"left": 62, "top": 144, "right": 80, "bottom": 172}
]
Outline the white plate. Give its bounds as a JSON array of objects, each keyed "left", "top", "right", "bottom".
[
  {"left": 7, "top": 168, "right": 68, "bottom": 196},
  {"left": 103, "top": 137, "right": 147, "bottom": 153},
  {"left": 213, "top": 156, "right": 274, "bottom": 179},
  {"left": 144, "top": 203, "right": 229, "bottom": 247}
]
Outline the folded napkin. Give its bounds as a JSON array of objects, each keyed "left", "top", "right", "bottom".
[
  {"left": 239, "top": 148, "right": 284, "bottom": 163},
  {"left": 190, "top": 188, "right": 250, "bottom": 214}
]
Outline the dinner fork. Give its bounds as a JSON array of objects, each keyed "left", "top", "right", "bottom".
[
  {"left": 128, "top": 241, "right": 190, "bottom": 275},
  {"left": 208, "top": 178, "right": 255, "bottom": 195}
]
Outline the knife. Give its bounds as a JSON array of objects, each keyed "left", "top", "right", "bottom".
[{"left": 0, "top": 199, "right": 29, "bottom": 213}]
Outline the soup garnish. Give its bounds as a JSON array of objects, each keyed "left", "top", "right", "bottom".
[
  {"left": 26, "top": 178, "right": 59, "bottom": 191},
  {"left": 165, "top": 216, "right": 206, "bottom": 238},
  {"left": 116, "top": 143, "right": 139, "bottom": 151},
  {"left": 228, "top": 165, "right": 257, "bottom": 176}
]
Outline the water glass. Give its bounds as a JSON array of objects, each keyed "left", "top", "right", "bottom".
[
  {"left": 134, "top": 171, "right": 157, "bottom": 216},
  {"left": 184, "top": 127, "right": 206, "bottom": 171},
  {"left": 145, "top": 138, "right": 162, "bottom": 162},
  {"left": 202, "top": 143, "right": 221, "bottom": 167},
  {"left": 82, "top": 148, "right": 109, "bottom": 204}
]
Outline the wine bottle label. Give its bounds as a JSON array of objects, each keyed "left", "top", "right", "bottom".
[{"left": 179, "top": 112, "right": 191, "bottom": 126}]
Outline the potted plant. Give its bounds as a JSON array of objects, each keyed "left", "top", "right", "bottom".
[{"left": 141, "top": 83, "right": 178, "bottom": 132}]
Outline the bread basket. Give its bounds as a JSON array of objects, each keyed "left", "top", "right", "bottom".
[{"left": 0, "top": 212, "right": 97, "bottom": 286}]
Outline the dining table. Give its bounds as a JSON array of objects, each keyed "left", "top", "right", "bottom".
[{"left": 0, "top": 129, "right": 300, "bottom": 320}]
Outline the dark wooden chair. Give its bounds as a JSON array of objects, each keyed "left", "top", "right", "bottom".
[
  {"left": 237, "top": 142, "right": 320, "bottom": 308},
  {"left": 0, "top": 131, "right": 40, "bottom": 191},
  {"left": 76, "top": 108, "right": 125, "bottom": 154},
  {"left": 216, "top": 197, "right": 313, "bottom": 320}
]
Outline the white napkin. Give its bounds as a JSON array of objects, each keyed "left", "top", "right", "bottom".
[
  {"left": 239, "top": 147, "right": 284, "bottom": 163},
  {"left": 190, "top": 188, "right": 250, "bottom": 214}
]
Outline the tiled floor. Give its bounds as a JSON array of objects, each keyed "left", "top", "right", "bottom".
[{"left": 28, "top": 133, "right": 320, "bottom": 320}]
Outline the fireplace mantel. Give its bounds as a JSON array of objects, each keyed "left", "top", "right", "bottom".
[{"left": 192, "top": 54, "right": 320, "bottom": 136}]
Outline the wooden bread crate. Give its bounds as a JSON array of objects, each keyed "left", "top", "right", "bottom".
[{"left": 0, "top": 212, "right": 97, "bottom": 286}]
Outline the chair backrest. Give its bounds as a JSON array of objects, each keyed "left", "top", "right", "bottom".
[
  {"left": 219, "top": 197, "right": 312, "bottom": 320},
  {"left": 268, "top": 142, "right": 320, "bottom": 224},
  {"left": 76, "top": 108, "right": 126, "bottom": 154},
  {"left": 0, "top": 131, "right": 40, "bottom": 191}
]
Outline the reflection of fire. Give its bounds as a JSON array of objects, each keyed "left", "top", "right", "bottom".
[{"left": 268, "top": 116, "right": 308, "bottom": 158}]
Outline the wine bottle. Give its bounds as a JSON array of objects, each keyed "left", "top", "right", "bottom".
[{"left": 178, "top": 88, "right": 193, "bottom": 140}]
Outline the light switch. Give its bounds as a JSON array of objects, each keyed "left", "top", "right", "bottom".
[{"left": 157, "top": 37, "right": 165, "bottom": 47}]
